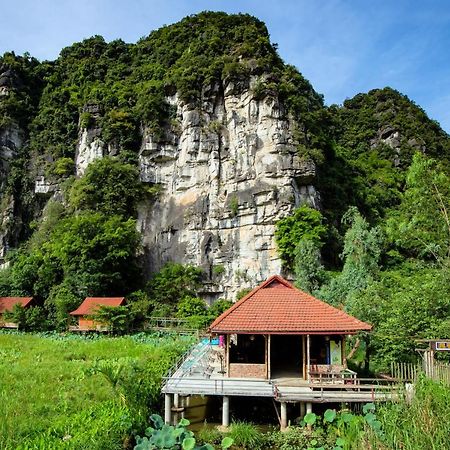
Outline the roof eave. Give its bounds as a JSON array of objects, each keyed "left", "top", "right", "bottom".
[{"left": 210, "top": 328, "right": 372, "bottom": 335}]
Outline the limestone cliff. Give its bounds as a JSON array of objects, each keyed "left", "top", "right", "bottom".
[{"left": 74, "top": 78, "right": 319, "bottom": 300}]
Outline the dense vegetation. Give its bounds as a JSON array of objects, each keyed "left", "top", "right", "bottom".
[
  {"left": 1, "top": 11, "right": 450, "bottom": 442},
  {"left": 195, "top": 376, "right": 450, "bottom": 449},
  {"left": 0, "top": 332, "right": 191, "bottom": 449}
]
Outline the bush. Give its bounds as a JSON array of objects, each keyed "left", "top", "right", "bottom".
[{"left": 177, "top": 296, "right": 208, "bottom": 318}]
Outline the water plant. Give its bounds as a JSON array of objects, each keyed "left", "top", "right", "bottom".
[{"left": 134, "top": 415, "right": 233, "bottom": 450}]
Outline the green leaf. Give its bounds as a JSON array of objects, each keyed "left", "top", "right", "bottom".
[
  {"left": 335, "top": 437, "right": 346, "bottom": 446},
  {"left": 342, "top": 412, "right": 354, "bottom": 423},
  {"left": 149, "top": 414, "right": 164, "bottom": 429},
  {"left": 304, "top": 412, "right": 317, "bottom": 425},
  {"left": 362, "top": 403, "right": 375, "bottom": 414},
  {"left": 221, "top": 436, "right": 234, "bottom": 449},
  {"left": 178, "top": 417, "right": 191, "bottom": 427},
  {"left": 364, "top": 412, "right": 376, "bottom": 425},
  {"left": 182, "top": 437, "right": 196, "bottom": 450},
  {"left": 324, "top": 408, "right": 337, "bottom": 423}
]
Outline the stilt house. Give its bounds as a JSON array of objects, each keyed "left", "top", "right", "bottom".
[
  {"left": 209, "top": 275, "right": 371, "bottom": 380},
  {"left": 69, "top": 297, "right": 126, "bottom": 331},
  {"left": 0, "top": 297, "right": 34, "bottom": 328}
]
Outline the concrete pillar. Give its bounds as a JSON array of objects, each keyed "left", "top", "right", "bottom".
[
  {"left": 180, "top": 396, "right": 186, "bottom": 419},
  {"left": 173, "top": 394, "right": 180, "bottom": 424},
  {"left": 280, "top": 402, "right": 288, "bottom": 430},
  {"left": 299, "top": 402, "right": 306, "bottom": 418},
  {"left": 164, "top": 394, "right": 172, "bottom": 424},
  {"left": 222, "top": 396, "right": 230, "bottom": 428},
  {"left": 306, "top": 402, "right": 312, "bottom": 414}
]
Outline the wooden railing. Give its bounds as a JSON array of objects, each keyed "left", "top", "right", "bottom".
[
  {"left": 390, "top": 362, "right": 422, "bottom": 382},
  {"left": 390, "top": 361, "right": 450, "bottom": 385}
]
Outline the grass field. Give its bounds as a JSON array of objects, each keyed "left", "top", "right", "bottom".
[{"left": 0, "top": 331, "right": 191, "bottom": 449}]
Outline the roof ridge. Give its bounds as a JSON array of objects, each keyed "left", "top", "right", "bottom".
[{"left": 208, "top": 274, "right": 293, "bottom": 331}]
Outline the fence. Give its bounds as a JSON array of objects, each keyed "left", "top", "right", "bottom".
[
  {"left": 390, "top": 362, "right": 422, "bottom": 382},
  {"left": 390, "top": 360, "right": 450, "bottom": 385}
]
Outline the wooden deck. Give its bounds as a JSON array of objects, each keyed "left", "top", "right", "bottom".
[{"left": 162, "top": 342, "right": 398, "bottom": 403}]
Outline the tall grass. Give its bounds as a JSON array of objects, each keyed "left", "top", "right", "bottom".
[
  {"left": 372, "top": 376, "right": 450, "bottom": 450},
  {"left": 0, "top": 332, "right": 190, "bottom": 449}
]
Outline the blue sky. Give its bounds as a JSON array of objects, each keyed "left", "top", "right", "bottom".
[{"left": 1, "top": 0, "right": 449, "bottom": 132}]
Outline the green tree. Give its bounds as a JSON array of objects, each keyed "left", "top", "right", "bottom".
[
  {"left": 8, "top": 213, "right": 141, "bottom": 300},
  {"left": 275, "top": 205, "right": 327, "bottom": 269},
  {"left": 320, "top": 207, "right": 382, "bottom": 306},
  {"left": 92, "top": 305, "right": 132, "bottom": 333},
  {"left": 294, "top": 239, "right": 326, "bottom": 295},
  {"left": 69, "top": 157, "right": 145, "bottom": 217},
  {"left": 147, "top": 263, "right": 203, "bottom": 309},
  {"left": 45, "top": 283, "right": 82, "bottom": 330},
  {"left": 176, "top": 296, "right": 208, "bottom": 318},
  {"left": 44, "top": 213, "right": 141, "bottom": 296},
  {"left": 351, "top": 264, "right": 450, "bottom": 371},
  {"left": 386, "top": 153, "right": 450, "bottom": 260}
]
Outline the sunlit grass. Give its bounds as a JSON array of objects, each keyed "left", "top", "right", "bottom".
[{"left": 0, "top": 332, "right": 190, "bottom": 448}]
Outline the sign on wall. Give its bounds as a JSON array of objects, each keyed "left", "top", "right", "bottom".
[
  {"left": 330, "top": 340, "right": 342, "bottom": 365},
  {"left": 434, "top": 341, "right": 450, "bottom": 351}
]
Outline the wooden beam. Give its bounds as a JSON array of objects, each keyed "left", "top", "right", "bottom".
[
  {"left": 302, "top": 335, "right": 306, "bottom": 379},
  {"left": 267, "top": 335, "right": 271, "bottom": 379},
  {"left": 226, "top": 334, "right": 230, "bottom": 378},
  {"left": 342, "top": 335, "right": 347, "bottom": 368},
  {"left": 306, "top": 334, "right": 311, "bottom": 381}
]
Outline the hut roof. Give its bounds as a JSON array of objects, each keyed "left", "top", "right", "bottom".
[
  {"left": 0, "top": 297, "right": 34, "bottom": 313},
  {"left": 70, "top": 297, "right": 126, "bottom": 316},
  {"left": 209, "top": 275, "right": 371, "bottom": 335}
]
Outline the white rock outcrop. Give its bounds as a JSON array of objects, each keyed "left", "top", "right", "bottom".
[
  {"left": 75, "top": 128, "right": 105, "bottom": 176},
  {"left": 137, "top": 80, "right": 319, "bottom": 301}
]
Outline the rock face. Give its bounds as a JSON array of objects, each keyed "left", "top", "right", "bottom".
[
  {"left": 0, "top": 124, "right": 23, "bottom": 262},
  {"left": 75, "top": 104, "right": 106, "bottom": 176},
  {"left": 137, "top": 80, "right": 319, "bottom": 301}
]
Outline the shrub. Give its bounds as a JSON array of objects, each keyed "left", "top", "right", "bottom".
[{"left": 227, "top": 422, "right": 265, "bottom": 450}]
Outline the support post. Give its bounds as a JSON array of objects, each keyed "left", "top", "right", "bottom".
[
  {"left": 299, "top": 402, "right": 306, "bottom": 418},
  {"left": 280, "top": 402, "right": 288, "bottom": 430},
  {"left": 267, "top": 335, "right": 271, "bottom": 379},
  {"left": 180, "top": 396, "right": 185, "bottom": 419},
  {"left": 302, "top": 335, "right": 306, "bottom": 379},
  {"left": 226, "top": 335, "right": 230, "bottom": 378},
  {"left": 306, "top": 402, "right": 312, "bottom": 414},
  {"left": 342, "top": 335, "right": 347, "bottom": 367},
  {"left": 173, "top": 393, "right": 180, "bottom": 425},
  {"left": 222, "top": 396, "right": 230, "bottom": 428},
  {"left": 164, "top": 394, "right": 172, "bottom": 424},
  {"left": 307, "top": 334, "right": 311, "bottom": 381}
]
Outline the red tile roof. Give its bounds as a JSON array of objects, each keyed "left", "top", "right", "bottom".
[
  {"left": 70, "top": 297, "right": 126, "bottom": 316},
  {"left": 0, "top": 297, "right": 33, "bottom": 313},
  {"left": 209, "top": 275, "right": 372, "bottom": 335}
]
